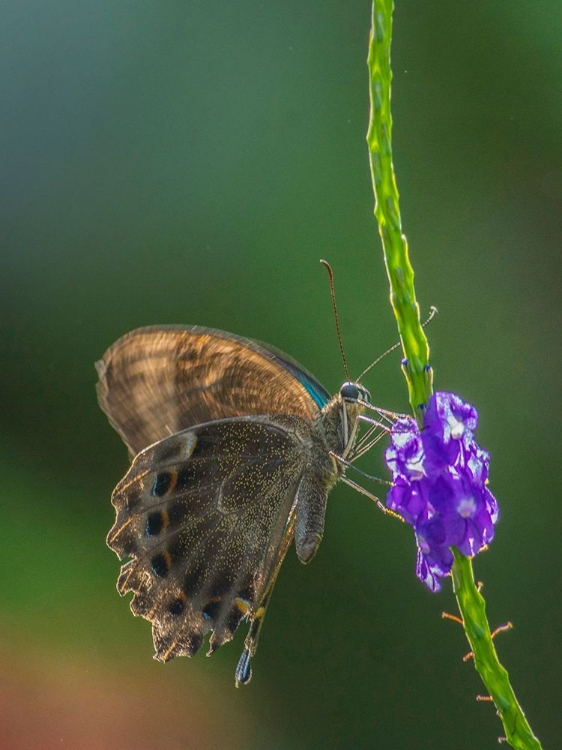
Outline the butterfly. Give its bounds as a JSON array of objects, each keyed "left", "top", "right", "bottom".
[{"left": 96, "top": 325, "right": 381, "bottom": 686}]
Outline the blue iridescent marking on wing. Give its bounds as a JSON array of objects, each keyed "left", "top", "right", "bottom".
[{"left": 293, "top": 370, "right": 330, "bottom": 409}]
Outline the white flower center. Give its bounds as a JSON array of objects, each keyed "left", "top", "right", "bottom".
[
  {"left": 448, "top": 416, "right": 464, "bottom": 439},
  {"left": 457, "top": 496, "right": 476, "bottom": 518}
]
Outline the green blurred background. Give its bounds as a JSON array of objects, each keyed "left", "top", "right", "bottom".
[{"left": 1, "top": 2, "right": 560, "bottom": 748}]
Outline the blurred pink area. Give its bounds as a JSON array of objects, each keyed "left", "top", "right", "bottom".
[{"left": 0, "top": 647, "right": 248, "bottom": 750}]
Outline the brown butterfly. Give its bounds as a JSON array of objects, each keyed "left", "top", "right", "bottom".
[{"left": 97, "top": 325, "right": 379, "bottom": 685}]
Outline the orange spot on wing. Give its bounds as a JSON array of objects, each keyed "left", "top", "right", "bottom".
[{"left": 167, "top": 471, "right": 179, "bottom": 494}]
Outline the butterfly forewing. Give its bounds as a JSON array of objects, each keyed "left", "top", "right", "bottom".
[
  {"left": 96, "top": 326, "right": 330, "bottom": 456},
  {"left": 108, "top": 415, "right": 310, "bottom": 662}
]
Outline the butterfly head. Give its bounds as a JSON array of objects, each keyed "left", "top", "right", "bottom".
[{"left": 326, "top": 381, "right": 370, "bottom": 460}]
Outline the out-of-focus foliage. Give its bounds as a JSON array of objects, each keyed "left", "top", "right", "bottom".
[{"left": 1, "top": 2, "right": 560, "bottom": 749}]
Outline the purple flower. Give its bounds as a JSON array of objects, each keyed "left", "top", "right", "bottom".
[{"left": 385, "top": 392, "right": 499, "bottom": 592}]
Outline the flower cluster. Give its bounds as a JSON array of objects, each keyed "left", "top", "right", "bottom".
[{"left": 385, "top": 392, "right": 499, "bottom": 592}]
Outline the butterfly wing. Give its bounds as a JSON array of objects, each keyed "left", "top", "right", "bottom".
[
  {"left": 107, "top": 414, "right": 310, "bottom": 665},
  {"left": 96, "top": 325, "right": 330, "bottom": 456}
]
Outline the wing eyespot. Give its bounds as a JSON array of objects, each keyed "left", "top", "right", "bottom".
[
  {"left": 203, "top": 599, "right": 222, "bottom": 621},
  {"left": 152, "top": 471, "right": 177, "bottom": 497},
  {"left": 145, "top": 510, "right": 169, "bottom": 536},
  {"left": 151, "top": 551, "right": 172, "bottom": 578},
  {"left": 169, "top": 596, "right": 186, "bottom": 616}
]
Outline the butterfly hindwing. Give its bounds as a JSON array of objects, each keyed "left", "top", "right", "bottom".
[
  {"left": 107, "top": 415, "right": 310, "bottom": 661},
  {"left": 96, "top": 325, "right": 330, "bottom": 456}
]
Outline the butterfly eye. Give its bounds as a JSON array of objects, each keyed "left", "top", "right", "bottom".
[
  {"left": 340, "top": 382, "right": 371, "bottom": 403},
  {"left": 340, "top": 382, "right": 359, "bottom": 401}
]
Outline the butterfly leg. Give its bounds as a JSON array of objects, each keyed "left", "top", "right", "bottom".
[
  {"left": 340, "top": 474, "right": 386, "bottom": 511},
  {"left": 340, "top": 473, "right": 403, "bottom": 522}
]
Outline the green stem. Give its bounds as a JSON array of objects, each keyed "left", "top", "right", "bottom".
[
  {"left": 366, "top": 0, "right": 431, "bottom": 416},
  {"left": 366, "top": 2, "right": 542, "bottom": 748},
  {"left": 452, "top": 550, "right": 541, "bottom": 749}
]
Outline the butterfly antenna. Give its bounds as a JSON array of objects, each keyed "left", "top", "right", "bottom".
[
  {"left": 320, "top": 259, "right": 350, "bottom": 380},
  {"left": 356, "top": 306, "right": 438, "bottom": 382}
]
